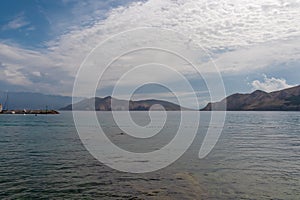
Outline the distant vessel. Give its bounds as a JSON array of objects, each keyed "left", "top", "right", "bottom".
[{"left": 0, "top": 104, "right": 2, "bottom": 113}]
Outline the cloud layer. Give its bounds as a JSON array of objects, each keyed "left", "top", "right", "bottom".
[{"left": 0, "top": 0, "right": 299, "bottom": 96}]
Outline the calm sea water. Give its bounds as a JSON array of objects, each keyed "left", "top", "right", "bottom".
[{"left": 0, "top": 111, "right": 299, "bottom": 199}]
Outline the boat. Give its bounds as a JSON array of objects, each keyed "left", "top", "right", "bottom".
[{"left": 0, "top": 92, "right": 59, "bottom": 115}]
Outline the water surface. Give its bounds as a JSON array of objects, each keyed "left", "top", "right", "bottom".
[{"left": 0, "top": 111, "right": 299, "bottom": 199}]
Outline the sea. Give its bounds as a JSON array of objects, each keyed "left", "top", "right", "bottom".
[{"left": 0, "top": 111, "right": 299, "bottom": 199}]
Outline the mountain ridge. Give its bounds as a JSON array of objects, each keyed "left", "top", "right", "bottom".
[
  {"left": 60, "top": 96, "right": 190, "bottom": 111},
  {"left": 201, "top": 85, "right": 300, "bottom": 111}
]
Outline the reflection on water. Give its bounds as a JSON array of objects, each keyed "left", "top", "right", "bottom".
[{"left": 0, "top": 111, "right": 299, "bottom": 199}]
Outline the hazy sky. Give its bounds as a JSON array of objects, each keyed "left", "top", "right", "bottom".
[{"left": 0, "top": 0, "right": 299, "bottom": 107}]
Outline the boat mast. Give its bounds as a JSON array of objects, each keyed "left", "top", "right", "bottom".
[{"left": 3, "top": 91, "right": 8, "bottom": 111}]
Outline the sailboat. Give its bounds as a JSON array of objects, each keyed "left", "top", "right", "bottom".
[
  {"left": 0, "top": 92, "right": 9, "bottom": 114},
  {"left": 3, "top": 92, "right": 9, "bottom": 112}
]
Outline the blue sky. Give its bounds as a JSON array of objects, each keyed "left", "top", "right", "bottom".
[
  {"left": 0, "top": 0, "right": 299, "bottom": 108},
  {"left": 0, "top": 0, "right": 137, "bottom": 47}
]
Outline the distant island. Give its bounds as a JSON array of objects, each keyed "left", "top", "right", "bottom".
[
  {"left": 201, "top": 85, "right": 300, "bottom": 111},
  {"left": 60, "top": 96, "right": 189, "bottom": 111}
]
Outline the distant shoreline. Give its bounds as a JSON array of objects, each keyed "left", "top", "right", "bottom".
[
  {"left": 0, "top": 110, "right": 59, "bottom": 115},
  {"left": 60, "top": 109, "right": 196, "bottom": 111}
]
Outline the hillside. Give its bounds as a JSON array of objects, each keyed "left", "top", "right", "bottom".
[
  {"left": 61, "top": 96, "right": 186, "bottom": 111},
  {"left": 201, "top": 85, "right": 300, "bottom": 111}
]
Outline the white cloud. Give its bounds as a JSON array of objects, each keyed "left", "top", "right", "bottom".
[
  {"left": 113, "top": 0, "right": 299, "bottom": 48},
  {"left": 45, "top": 0, "right": 300, "bottom": 78},
  {"left": 251, "top": 74, "right": 296, "bottom": 92},
  {"left": 2, "top": 13, "right": 30, "bottom": 30},
  {"left": 209, "top": 37, "right": 300, "bottom": 74},
  {"left": 0, "top": 43, "right": 74, "bottom": 94},
  {"left": 0, "top": 0, "right": 300, "bottom": 95},
  {"left": 50, "top": 0, "right": 300, "bottom": 51}
]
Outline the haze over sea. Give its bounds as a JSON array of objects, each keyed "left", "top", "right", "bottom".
[{"left": 0, "top": 111, "right": 299, "bottom": 199}]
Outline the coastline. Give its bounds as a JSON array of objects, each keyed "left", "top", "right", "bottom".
[{"left": 0, "top": 110, "right": 59, "bottom": 115}]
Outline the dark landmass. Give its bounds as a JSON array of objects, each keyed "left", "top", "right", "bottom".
[
  {"left": 0, "top": 110, "right": 59, "bottom": 115},
  {"left": 60, "top": 96, "right": 190, "bottom": 111},
  {"left": 201, "top": 85, "right": 300, "bottom": 111}
]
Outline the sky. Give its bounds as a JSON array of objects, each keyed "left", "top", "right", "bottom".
[{"left": 0, "top": 0, "right": 299, "bottom": 108}]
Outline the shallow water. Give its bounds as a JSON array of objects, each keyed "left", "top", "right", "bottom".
[{"left": 0, "top": 111, "right": 299, "bottom": 199}]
